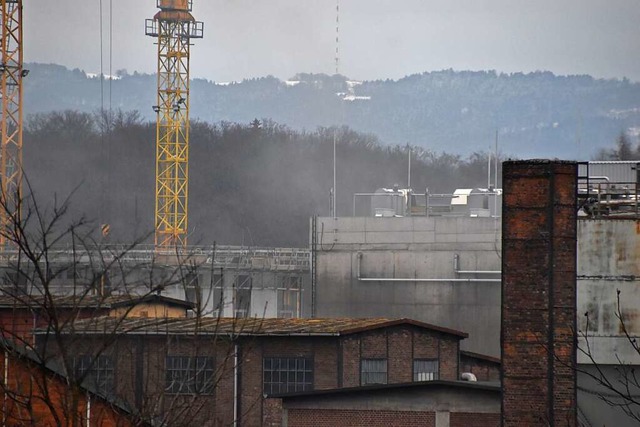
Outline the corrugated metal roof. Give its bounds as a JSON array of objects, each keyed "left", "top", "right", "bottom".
[
  {"left": 40, "top": 317, "right": 468, "bottom": 338},
  {"left": 0, "top": 294, "right": 127, "bottom": 309},
  {"left": 0, "top": 294, "right": 194, "bottom": 310},
  {"left": 579, "top": 162, "right": 638, "bottom": 184}
]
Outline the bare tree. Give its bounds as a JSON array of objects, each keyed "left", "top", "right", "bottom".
[
  {"left": 578, "top": 289, "right": 640, "bottom": 424},
  {"left": 0, "top": 185, "right": 249, "bottom": 426}
]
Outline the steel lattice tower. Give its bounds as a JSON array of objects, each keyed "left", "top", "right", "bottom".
[
  {"left": 0, "top": 0, "right": 23, "bottom": 248},
  {"left": 146, "top": 0, "right": 203, "bottom": 249}
]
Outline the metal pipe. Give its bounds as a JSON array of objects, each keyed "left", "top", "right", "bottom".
[
  {"left": 233, "top": 343, "right": 238, "bottom": 427},
  {"left": 3, "top": 350, "right": 7, "bottom": 426},
  {"left": 86, "top": 394, "right": 91, "bottom": 427},
  {"left": 453, "top": 254, "right": 501, "bottom": 274},
  {"left": 456, "top": 270, "right": 501, "bottom": 275},
  {"left": 587, "top": 176, "right": 610, "bottom": 182},
  {"left": 356, "top": 252, "right": 500, "bottom": 283},
  {"left": 358, "top": 277, "right": 500, "bottom": 283}
]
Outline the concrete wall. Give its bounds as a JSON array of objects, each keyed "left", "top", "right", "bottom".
[
  {"left": 577, "top": 220, "right": 640, "bottom": 365},
  {"left": 312, "top": 216, "right": 501, "bottom": 356},
  {"left": 577, "top": 365, "right": 640, "bottom": 426}
]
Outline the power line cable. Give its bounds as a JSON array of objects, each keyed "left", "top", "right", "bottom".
[{"left": 109, "top": 0, "right": 113, "bottom": 112}]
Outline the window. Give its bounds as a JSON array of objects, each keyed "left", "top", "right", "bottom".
[
  {"left": 413, "top": 359, "right": 439, "bottom": 382},
  {"left": 166, "top": 356, "right": 214, "bottom": 394},
  {"left": 361, "top": 359, "right": 387, "bottom": 385},
  {"left": 277, "top": 276, "right": 301, "bottom": 318},
  {"left": 234, "top": 275, "right": 251, "bottom": 317},
  {"left": 74, "top": 355, "right": 114, "bottom": 396},
  {"left": 3, "top": 269, "right": 27, "bottom": 293},
  {"left": 184, "top": 271, "right": 203, "bottom": 306},
  {"left": 263, "top": 357, "right": 313, "bottom": 394}
]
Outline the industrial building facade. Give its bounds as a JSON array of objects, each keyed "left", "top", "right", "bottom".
[
  {"left": 308, "top": 161, "right": 640, "bottom": 425},
  {"left": 36, "top": 317, "right": 498, "bottom": 426},
  {"left": 310, "top": 215, "right": 502, "bottom": 357},
  {"left": 0, "top": 245, "right": 311, "bottom": 320}
]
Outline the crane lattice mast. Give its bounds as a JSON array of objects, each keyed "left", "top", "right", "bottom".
[
  {"left": 0, "top": 0, "right": 24, "bottom": 248},
  {"left": 146, "top": 0, "right": 203, "bottom": 249}
]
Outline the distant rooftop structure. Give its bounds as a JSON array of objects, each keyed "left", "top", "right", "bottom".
[
  {"left": 578, "top": 161, "right": 640, "bottom": 218},
  {"left": 353, "top": 186, "right": 502, "bottom": 218}
]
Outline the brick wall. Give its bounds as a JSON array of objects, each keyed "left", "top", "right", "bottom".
[
  {"left": 450, "top": 412, "right": 501, "bottom": 427},
  {"left": 341, "top": 326, "right": 461, "bottom": 386},
  {"left": 502, "top": 160, "right": 577, "bottom": 427},
  {"left": 263, "top": 398, "right": 283, "bottom": 427},
  {"left": 460, "top": 352, "right": 500, "bottom": 382},
  {"left": 0, "top": 350, "right": 137, "bottom": 426},
  {"left": 388, "top": 327, "right": 413, "bottom": 383},
  {"left": 286, "top": 408, "right": 436, "bottom": 427},
  {"left": 341, "top": 336, "right": 360, "bottom": 387}
]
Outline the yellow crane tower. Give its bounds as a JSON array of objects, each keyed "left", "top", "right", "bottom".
[
  {"left": 146, "top": 0, "right": 203, "bottom": 249},
  {"left": 0, "top": 0, "right": 25, "bottom": 248}
]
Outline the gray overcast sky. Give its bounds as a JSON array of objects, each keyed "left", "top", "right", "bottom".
[{"left": 25, "top": 0, "right": 640, "bottom": 82}]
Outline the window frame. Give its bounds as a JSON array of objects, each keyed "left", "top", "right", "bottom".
[
  {"left": 74, "top": 354, "right": 115, "bottom": 396},
  {"left": 360, "top": 358, "right": 388, "bottom": 385},
  {"left": 165, "top": 355, "right": 215, "bottom": 395},
  {"left": 263, "top": 356, "right": 314, "bottom": 395},
  {"left": 413, "top": 358, "right": 439, "bottom": 382}
]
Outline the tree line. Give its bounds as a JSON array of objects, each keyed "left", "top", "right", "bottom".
[{"left": 24, "top": 110, "right": 497, "bottom": 247}]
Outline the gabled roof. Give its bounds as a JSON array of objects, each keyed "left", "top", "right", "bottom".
[
  {"left": 0, "top": 293, "right": 194, "bottom": 310},
  {"left": 110, "top": 294, "right": 195, "bottom": 310},
  {"left": 39, "top": 316, "right": 468, "bottom": 339}
]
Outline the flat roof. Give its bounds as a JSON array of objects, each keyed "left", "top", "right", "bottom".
[
  {"left": 268, "top": 380, "right": 501, "bottom": 399},
  {"left": 460, "top": 350, "right": 501, "bottom": 365}
]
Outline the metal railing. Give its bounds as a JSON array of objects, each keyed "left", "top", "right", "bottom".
[
  {"left": 0, "top": 245, "right": 311, "bottom": 271},
  {"left": 352, "top": 191, "right": 501, "bottom": 218},
  {"left": 578, "top": 175, "right": 640, "bottom": 219}
]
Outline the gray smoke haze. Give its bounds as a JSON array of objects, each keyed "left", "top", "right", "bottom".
[{"left": 26, "top": 0, "right": 640, "bottom": 82}]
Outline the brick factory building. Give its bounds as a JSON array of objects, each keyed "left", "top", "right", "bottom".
[
  {"left": 265, "top": 381, "right": 500, "bottom": 427},
  {"left": 33, "top": 316, "right": 499, "bottom": 426},
  {"left": 0, "top": 338, "right": 146, "bottom": 426}
]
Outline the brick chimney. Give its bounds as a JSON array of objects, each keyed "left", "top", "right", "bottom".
[{"left": 501, "top": 160, "right": 577, "bottom": 427}]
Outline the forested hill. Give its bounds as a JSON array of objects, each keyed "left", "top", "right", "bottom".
[
  {"left": 26, "top": 63, "right": 640, "bottom": 159},
  {"left": 24, "top": 113, "right": 493, "bottom": 247}
]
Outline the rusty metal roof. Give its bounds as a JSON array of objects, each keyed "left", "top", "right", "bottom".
[
  {"left": 40, "top": 317, "right": 468, "bottom": 338},
  {"left": 0, "top": 293, "right": 194, "bottom": 310}
]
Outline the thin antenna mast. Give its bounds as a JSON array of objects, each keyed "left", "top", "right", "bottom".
[
  {"left": 487, "top": 144, "right": 491, "bottom": 189},
  {"left": 331, "top": 0, "right": 340, "bottom": 217},
  {"left": 407, "top": 145, "right": 411, "bottom": 189},
  {"left": 335, "top": 0, "right": 339, "bottom": 75},
  {"left": 494, "top": 130, "right": 498, "bottom": 189}
]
